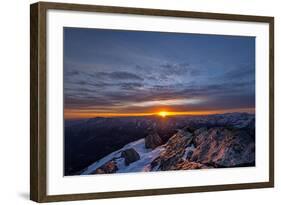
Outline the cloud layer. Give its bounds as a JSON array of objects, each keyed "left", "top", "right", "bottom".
[{"left": 64, "top": 28, "right": 255, "bottom": 118}]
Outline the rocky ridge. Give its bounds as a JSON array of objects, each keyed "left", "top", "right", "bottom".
[{"left": 81, "top": 113, "right": 255, "bottom": 175}]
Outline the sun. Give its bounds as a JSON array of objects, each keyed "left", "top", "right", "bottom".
[{"left": 158, "top": 111, "right": 168, "bottom": 117}]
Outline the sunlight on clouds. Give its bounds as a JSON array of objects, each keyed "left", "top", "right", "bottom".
[{"left": 128, "top": 98, "right": 204, "bottom": 107}]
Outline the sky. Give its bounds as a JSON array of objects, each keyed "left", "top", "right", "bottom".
[{"left": 63, "top": 27, "right": 255, "bottom": 119}]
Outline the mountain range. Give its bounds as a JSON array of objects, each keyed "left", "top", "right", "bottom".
[{"left": 64, "top": 112, "right": 255, "bottom": 176}]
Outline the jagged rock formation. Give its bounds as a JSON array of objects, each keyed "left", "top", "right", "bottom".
[
  {"left": 145, "top": 132, "right": 163, "bottom": 149},
  {"left": 151, "top": 131, "right": 193, "bottom": 171},
  {"left": 191, "top": 128, "right": 255, "bottom": 167},
  {"left": 121, "top": 148, "right": 140, "bottom": 165}
]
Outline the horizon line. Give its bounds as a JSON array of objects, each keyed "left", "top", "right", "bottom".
[{"left": 64, "top": 108, "right": 255, "bottom": 120}]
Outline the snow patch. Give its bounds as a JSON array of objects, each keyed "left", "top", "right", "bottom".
[
  {"left": 182, "top": 144, "right": 195, "bottom": 160},
  {"left": 81, "top": 138, "right": 164, "bottom": 175}
]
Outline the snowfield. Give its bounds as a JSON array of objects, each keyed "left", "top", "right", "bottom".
[{"left": 82, "top": 138, "right": 165, "bottom": 175}]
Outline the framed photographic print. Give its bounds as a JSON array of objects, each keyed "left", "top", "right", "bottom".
[{"left": 30, "top": 1, "right": 274, "bottom": 202}]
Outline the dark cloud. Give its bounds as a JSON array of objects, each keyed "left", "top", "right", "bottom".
[
  {"left": 120, "top": 82, "right": 143, "bottom": 90},
  {"left": 223, "top": 64, "right": 255, "bottom": 80},
  {"left": 68, "top": 79, "right": 144, "bottom": 90},
  {"left": 160, "top": 63, "right": 189, "bottom": 75},
  {"left": 95, "top": 71, "right": 144, "bottom": 81},
  {"left": 65, "top": 70, "right": 80, "bottom": 77},
  {"left": 64, "top": 78, "right": 255, "bottom": 112},
  {"left": 160, "top": 62, "right": 201, "bottom": 77}
]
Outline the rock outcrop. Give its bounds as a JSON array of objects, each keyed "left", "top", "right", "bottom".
[
  {"left": 121, "top": 148, "right": 140, "bottom": 165},
  {"left": 92, "top": 160, "right": 118, "bottom": 174},
  {"left": 174, "top": 161, "right": 209, "bottom": 170},
  {"left": 150, "top": 127, "right": 255, "bottom": 171},
  {"left": 190, "top": 128, "right": 255, "bottom": 167},
  {"left": 151, "top": 130, "right": 193, "bottom": 171},
  {"left": 145, "top": 132, "right": 163, "bottom": 149}
]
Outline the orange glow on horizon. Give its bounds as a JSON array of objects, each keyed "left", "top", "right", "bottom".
[{"left": 64, "top": 108, "right": 255, "bottom": 119}]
